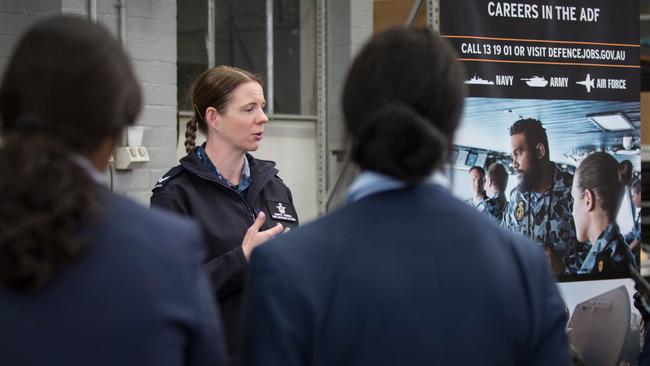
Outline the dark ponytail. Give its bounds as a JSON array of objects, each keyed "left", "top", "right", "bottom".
[
  {"left": 342, "top": 27, "right": 465, "bottom": 181},
  {"left": 575, "top": 152, "right": 624, "bottom": 222},
  {"left": 0, "top": 135, "right": 97, "bottom": 289},
  {"left": 0, "top": 16, "right": 141, "bottom": 290},
  {"left": 185, "top": 117, "right": 199, "bottom": 153},
  {"left": 353, "top": 104, "right": 447, "bottom": 184}
]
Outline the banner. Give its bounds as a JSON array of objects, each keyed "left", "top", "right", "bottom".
[
  {"left": 440, "top": 1, "right": 642, "bottom": 361},
  {"left": 441, "top": 0, "right": 639, "bottom": 101},
  {"left": 441, "top": 0, "right": 641, "bottom": 281}
]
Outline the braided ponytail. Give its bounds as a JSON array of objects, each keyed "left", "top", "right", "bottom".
[{"left": 185, "top": 117, "right": 199, "bottom": 153}]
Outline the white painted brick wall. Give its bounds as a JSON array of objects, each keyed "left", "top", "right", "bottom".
[
  {"left": 0, "top": 0, "right": 61, "bottom": 74},
  {"left": 1, "top": 0, "right": 181, "bottom": 205},
  {"left": 59, "top": 1, "right": 179, "bottom": 204},
  {"left": 326, "top": 0, "right": 373, "bottom": 200}
]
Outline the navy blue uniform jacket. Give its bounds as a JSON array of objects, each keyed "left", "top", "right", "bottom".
[
  {"left": 241, "top": 184, "right": 570, "bottom": 366},
  {"left": 151, "top": 150, "right": 298, "bottom": 365},
  {"left": 0, "top": 188, "right": 226, "bottom": 366}
]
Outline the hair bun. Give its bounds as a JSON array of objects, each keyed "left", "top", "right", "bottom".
[{"left": 352, "top": 103, "right": 447, "bottom": 184}]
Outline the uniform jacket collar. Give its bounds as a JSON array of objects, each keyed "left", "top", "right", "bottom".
[
  {"left": 179, "top": 147, "right": 279, "bottom": 206},
  {"left": 512, "top": 163, "right": 570, "bottom": 196},
  {"left": 180, "top": 147, "right": 277, "bottom": 182}
]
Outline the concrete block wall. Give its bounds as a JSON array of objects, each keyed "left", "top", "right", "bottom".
[
  {"left": 325, "top": 0, "right": 373, "bottom": 208},
  {"left": 126, "top": 1, "right": 178, "bottom": 204},
  {"left": 0, "top": 0, "right": 62, "bottom": 75},
  {"left": 65, "top": 0, "right": 178, "bottom": 205},
  {"left": 0, "top": 0, "right": 178, "bottom": 205}
]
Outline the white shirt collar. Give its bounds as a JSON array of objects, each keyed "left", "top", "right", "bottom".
[
  {"left": 71, "top": 155, "right": 108, "bottom": 187},
  {"left": 347, "top": 170, "right": 449, "bottom": 203}
]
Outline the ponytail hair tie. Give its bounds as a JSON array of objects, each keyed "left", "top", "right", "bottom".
[{"left": 193, "top": 104, "right": 204, "bottom": 121}]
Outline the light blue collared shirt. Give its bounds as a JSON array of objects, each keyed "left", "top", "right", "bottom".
[
  {"left": 347, "top": 170, "right": 449, "bottom": 203},
  {"left": 72, "top": 155, "right": 108, "bottom": 187}
]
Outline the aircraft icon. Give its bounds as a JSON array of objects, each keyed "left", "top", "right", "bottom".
[{"left": 576, "top": 74, "right": 595, "bottom": 93}]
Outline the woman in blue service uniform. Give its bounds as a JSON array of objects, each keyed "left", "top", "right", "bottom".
[
  {"left": 0, "top": 16, "right": 225, "bottom": 366},
  {"left": 571, "top": 152, "right": 636, "bottom": 275},
  {"left": 151, "top": 66, "right": 299, "bottom": 365}
]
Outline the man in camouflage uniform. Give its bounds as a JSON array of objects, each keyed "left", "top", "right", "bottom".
[
  {"left": 466, "top": 166, "right": 488, "bottom": 211},
  {"left": 482, "top": 162, "right": 508, "bottom": 222},
  {"left": 503, "top": 118, "right": 582, "bottom": 274}
]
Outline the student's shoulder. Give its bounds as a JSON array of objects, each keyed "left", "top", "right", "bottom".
[{"left": 109, "top": 190, "right": 196, "bottom": 234}]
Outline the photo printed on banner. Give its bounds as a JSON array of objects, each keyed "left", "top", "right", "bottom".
[{"left": 440, "top": 0, "right": 641, "bottom": 282}]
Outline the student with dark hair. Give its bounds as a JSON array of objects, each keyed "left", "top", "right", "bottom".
[
  {"left": 503, "top": 118, "right": 580, "bottom": 275},
  {"left": 151, "top": 65, "right": 298, "bottom": 365},
  {"left": 241, "top": 27, "right": 569, "bottom": 366},
  {"left": 0, "top": 16, "right": 225, "bottom": 365},
  {"left": 571, "top": 152, "right": 636, "bottom": 275},
  {"left": 466, "top": 165, "right": 488, "bottom": 209},
  {"left": 483, "top": 162, "right": 509, "bottom": 221}
]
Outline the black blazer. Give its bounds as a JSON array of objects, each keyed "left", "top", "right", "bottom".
[
  {"left": 242, "top": 184, "right": 570, "bottom": 366},
  {"left": 0, "top": 188, "right": 226, "bottom": 366}
]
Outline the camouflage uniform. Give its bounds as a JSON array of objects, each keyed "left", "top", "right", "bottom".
[
  {"left": 465, "top": 192, "right": 488, "bottom": 212},
  {"left": 481, "top": 191, "right": 507, "bottom": 222},
  {"left": 578, "top": 223, "right": 636, "bottom": 275},
  {"left": 624, "top": 213, "right": 641, "bottom": 244},
  {"left": 503, "top": 164, "right": 583, "bottom": 274}
]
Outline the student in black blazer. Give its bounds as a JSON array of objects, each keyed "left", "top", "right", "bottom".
[
  {"left": 241, "top": 27, "right": 570, "bottom": 366},
  {"left": 0, "top": 16, "right": 225, "bottom": 366}
]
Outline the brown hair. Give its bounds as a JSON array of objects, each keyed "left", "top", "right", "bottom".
[
  {"left": 618, "top": 159, "right": 633, "bottom": 185},
  {"left": 184, "top": 66, "right": 262, "bottom": 153},
  {"left": 575, "top": 152, "right": 624, "bottom": 222},
  {"left": 487, "top": 162, "right": 508, "bottom": 192},
  {"left": 0, "top": 16, "right": 141, "bottom": 290}
]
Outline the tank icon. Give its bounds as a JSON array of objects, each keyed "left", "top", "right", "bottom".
[
  {"left": 465, "top": 75, "right": 495, "bottom": 85},
  {"left": 520, "top": 76, "right": 548, "bottom": 87}
]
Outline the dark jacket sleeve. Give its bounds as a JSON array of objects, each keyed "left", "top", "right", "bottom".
[
  {"left": 241, "top": 243, "right": 307, "bottom": 366},
  {"left": 284, "top": 181, "right": 299, "bottom": 226},
  {"left": 151, "top": 191, "right": 247, "bottom": 300}
]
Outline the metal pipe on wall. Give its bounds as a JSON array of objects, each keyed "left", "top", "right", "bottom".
[
  {"left": 207, "top": 0, "right": 216, "bottom": 68},
  {"left": 405, "top": 0, "right": 424, "bottom": 27},
  {"left": 266, "top": 0, "right": 274, "bottom": 116},
  {"left": 116, "top": 0, "right": 127, "bottom": 48},
  {"left": 88, "top": 0, "right": 97, "bottom": 21}
]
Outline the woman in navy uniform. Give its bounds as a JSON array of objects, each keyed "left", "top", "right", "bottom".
[
  {"left": 151, "top": 66, "right": 298, "bottom": 365},
  {"left": 571, "top": 152, "right": 636, "bottom": 275},
  {"left": 0, "top": 16, "right": 225, "bottom": 365}
]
